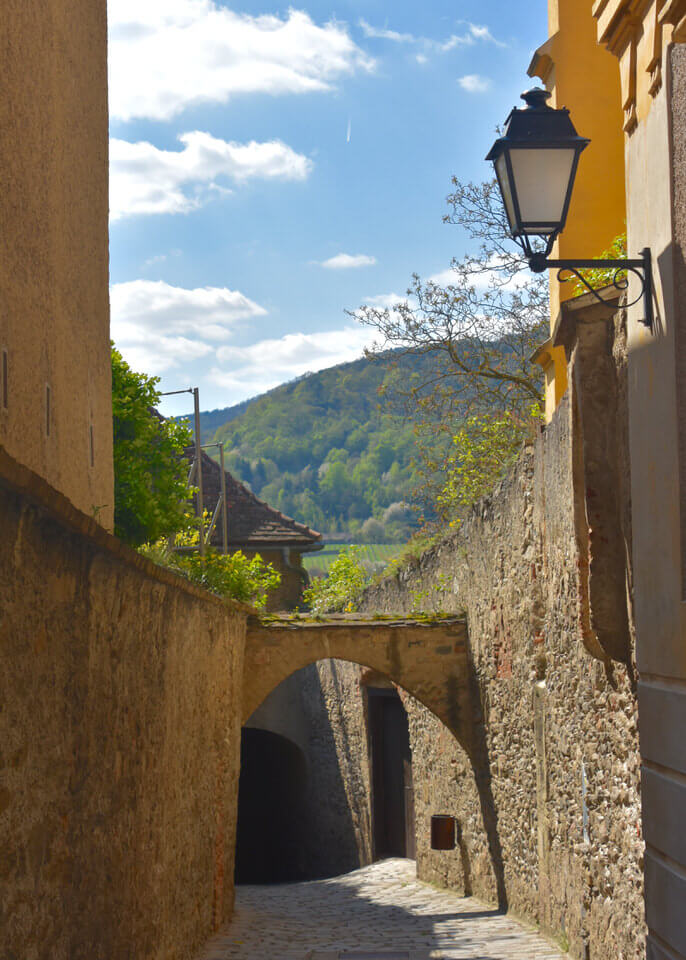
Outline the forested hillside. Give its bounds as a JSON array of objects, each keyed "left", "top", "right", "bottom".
[{"left": 206, "top": 353, "right": 432, "bottom": 541}]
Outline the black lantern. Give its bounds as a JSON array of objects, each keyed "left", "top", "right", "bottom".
[
  {"left": 487, "top": 88, "right": 653, "bottom": 329},
  {"left": 486, "top": 88, "right": 589, "bottom": 259}
]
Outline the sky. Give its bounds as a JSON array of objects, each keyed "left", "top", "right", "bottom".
[{"left": 108, "top": 0, "right": 548, "bottom": 417}]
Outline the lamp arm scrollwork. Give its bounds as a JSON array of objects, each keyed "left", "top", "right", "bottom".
[{"left": 527, "top": 249, "right": 654, "bottom": 330}]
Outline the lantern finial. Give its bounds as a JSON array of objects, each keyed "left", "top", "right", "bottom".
[{"left": 521, "top": 88, "right": 552, "bottom": 110}]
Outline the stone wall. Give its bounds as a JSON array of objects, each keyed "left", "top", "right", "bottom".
[
  {"left": 249, "top": 548, "right": 308, "bottom": 613},
  {"left": 0, "top": 447, "right": 247, "bottom": 960},
  {"left": 357, "top": 304, "right": 645, "bottom": 960},
  {"left": 246, "top": 660, "right": 373, "bottom": 880}
]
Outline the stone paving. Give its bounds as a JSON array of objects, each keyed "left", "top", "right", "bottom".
[{"left": 198, "top": 859, "right": 566, "bottom": 960}]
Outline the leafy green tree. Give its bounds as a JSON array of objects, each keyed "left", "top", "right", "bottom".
[
  {"left": 211, "top": 354, "right": 422, "bottom": 540},
  {"left": 111, "top": 346, "right": 193, "bottom": 546},
  {"left": 360, "top": 517, "right": 386, "bottom": 543},
  {"left": 437, "top": 408, "right": 540, "bottom": 525}
]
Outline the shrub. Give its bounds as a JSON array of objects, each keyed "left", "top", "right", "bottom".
[
  {"left": 303, "top": 546, "right": 371, "bottom": 613},
  {"left": 139, "top": 530, "right": 281, "bottom": 609},
  {"left": 570, "top": 231, "right": 627, "bottom": 296}
]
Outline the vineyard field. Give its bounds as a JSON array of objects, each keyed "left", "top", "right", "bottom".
[{"left": 302, "top": 544, "right": 404, "bottom": 579}]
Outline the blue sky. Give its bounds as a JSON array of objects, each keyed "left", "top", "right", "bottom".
[{"left": 108, "top": 0, "right": 548, "bottom": 416}]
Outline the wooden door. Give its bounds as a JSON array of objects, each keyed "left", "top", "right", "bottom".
[{"left": 368, "top": 688, "right": 415, "bottom": 860}]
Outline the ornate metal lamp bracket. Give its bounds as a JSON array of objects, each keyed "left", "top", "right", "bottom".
[{"left": 527, "top": 247, "right": 654, "bottom": 329}]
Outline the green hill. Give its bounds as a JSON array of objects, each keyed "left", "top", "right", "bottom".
[{"left": 203, "top": 353, "right": 434, "bottom": 542}]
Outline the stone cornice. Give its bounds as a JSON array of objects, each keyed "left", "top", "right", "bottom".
[
  {"left": 661, "top": 0, "right": 686, "bottom": 37},
  {"left": 594, "top": 1, "right": 648, "bottom": 52},
  {"left": 594, "top": 0, "right": 686, "bottom": 132},
  {"left": 528, "top": 34, "right": 557, "bottom": 87}
]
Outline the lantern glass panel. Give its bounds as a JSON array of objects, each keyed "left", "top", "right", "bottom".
[
  {"left": 509, "top": 147, "right": 577, "bottom": 233},
  {"left": 495, "top": 153, "right": 517, "bottom": 234}
]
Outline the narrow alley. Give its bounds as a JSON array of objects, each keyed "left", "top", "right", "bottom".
[{"left": 198, "top": 860, "right": 565, "bottom": 960}]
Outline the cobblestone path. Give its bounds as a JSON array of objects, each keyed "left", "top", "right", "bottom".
[{"left": 198, "top": 859, "right": 566, "bottom": 960}]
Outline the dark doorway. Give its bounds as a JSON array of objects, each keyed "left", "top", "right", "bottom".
[
  {"left": 367, "top": 688, "right": 415, "bottom": 860},
  {"left": 234, "top": 727, "right": 308, "bottom": 883}
]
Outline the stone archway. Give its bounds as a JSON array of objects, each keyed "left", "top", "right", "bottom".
[
  {"left": 242, "top": 613, "right": 508, "bottom": 908},
  {"left": 243, "top": 614, "right": 473, "bottom": 753}
]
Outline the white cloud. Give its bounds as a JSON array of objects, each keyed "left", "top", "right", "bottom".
[
  {"left": 425, "top": 22, "right": 507, "bottom": 55},
  {"left": 458, "top": 74, "right": 491, "bottom": 94},
  {"left": 143, "top": 249, "right": 182, "bottom": 269},
  {"left": 359, "top": 19, "right": 415, "bottom": 43},
  {"left": 208, "top": 325, "right": 378, "bottom": 397},
  {"left": 355, "top": 18, "right": 505, "bottom": 56},
  {"left": 363, "top": 292, "right": 408, "bottom": 308},
  {"left": 465, "top": 23, "right": 506, "bottom": 47},
  {"left": 108, "top": 0, "right": 375, "bottom": 122},
  {"left": 116, "top": 335, "right": 214, "bottom": 375},
  {"left": 436, "top": 34, "right": 474, "bottom": 52},
  {"left": 111, "top": 278, "right": 266, "bottom": 338},
  {"left": 415, "top": 53, "right": 428, "bottom": 65},
  {"left": 110, "top": 278, "right": 267, "bottom": 375},
  {"left": 429, "top": 257, "right": 527, "bottom": 293},
  {"left": 319, "top": 253, "right": 377, "bottom": 270},
  {"left": 110, "top": 132, "right": 312, "bottom": 220},
  {"left": 428, "top": 268, "right": 457, "bottom": 286},
  {"left": 143, "top": 253, "right": 168, "bottom": 268}
]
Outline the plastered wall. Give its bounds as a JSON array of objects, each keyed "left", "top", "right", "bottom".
[{"left": 0, "top": 0, "right": 113, "bottom": 527}]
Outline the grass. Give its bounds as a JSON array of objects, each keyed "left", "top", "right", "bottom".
[{"left": 303, "top": 543, "right": 405, "bottom": 579}]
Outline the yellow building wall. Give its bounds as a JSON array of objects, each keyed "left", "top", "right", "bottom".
[
  {"left": 529, "top": 0, "right": 627, "bottom": 418},
  {"left": 0, "top": 0, "right": 114, "bottom": 528}
]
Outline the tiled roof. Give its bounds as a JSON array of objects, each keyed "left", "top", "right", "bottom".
[{"left": 187, "top": 448, "right": 323, "bottom": 551}]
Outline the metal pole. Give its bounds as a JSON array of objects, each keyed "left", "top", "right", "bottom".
[
  {"left": 193, "top": 387, "right": 205, "bottom": 556},
  {"left": 219, "top": 441, "right": 228, "bottom": 554}
]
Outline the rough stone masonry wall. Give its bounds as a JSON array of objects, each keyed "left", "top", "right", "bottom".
[
  {"left": 359, "top": 390, "right": 644, "bottom": 960},
  {"left": 0, "top": 448, "right": 247, "bottom": 960},
  {"left": 245, "top": 659, "right": 373, "bottom": 880}
]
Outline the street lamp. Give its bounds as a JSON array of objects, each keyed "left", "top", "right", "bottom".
[{"left": 487, "top": 88, "right": 653, "bottom": 329}]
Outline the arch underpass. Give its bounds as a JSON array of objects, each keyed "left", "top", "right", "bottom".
[
  {"left": 243, "top": 613, "right": 474, "bottom": 753},
  {"left": 242, "top": 612, "right": 508, "bottom": 908}
]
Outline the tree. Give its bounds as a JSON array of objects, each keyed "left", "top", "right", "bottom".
[
  {"left": 111, "top": 346, "right": 194, "bottom": 546},
  {"left": 353, "top": 178, "right": 548, "bottom": 519},
  {"left": 437, "top": 409, "right": 538, "bottom": 525}
]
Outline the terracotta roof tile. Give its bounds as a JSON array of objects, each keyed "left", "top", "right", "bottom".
[{"left": 186, "top": 448, "right": 323, "bottom": 551}]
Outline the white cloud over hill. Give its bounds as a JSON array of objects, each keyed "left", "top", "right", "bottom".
[
  {"left": 110, "top": 279, "right": 267, "bottom": 373},
  {"left": 209, "top": 326, "right": 377, "bottom": 398}
]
